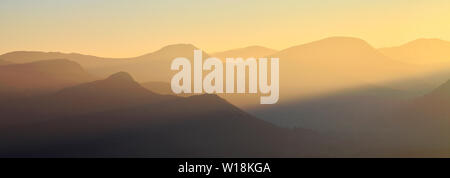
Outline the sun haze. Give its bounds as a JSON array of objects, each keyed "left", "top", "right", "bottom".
[{"left": 1, "top": 0, "right": 449, "bottom": 57}]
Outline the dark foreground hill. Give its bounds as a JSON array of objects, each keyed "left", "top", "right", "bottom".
[{"left": 0, "top": 72, "right": 341, "bottom": 157}]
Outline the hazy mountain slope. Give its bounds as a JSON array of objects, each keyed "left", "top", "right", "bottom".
[
  {"left": 375, "top": 80, "right": 450, "bottom": 157},
  {"left": 0, "top": 59, "right": 12, "bottom": 66},
  {"left": 380, "top": 39, "right": 450, "bottom": 66},
  {"left": 0, "top": 38, "right": 421, "bottom": 98},
  {"left": 0, "top": 51, "right": 128, "bottom": 69},
  {"left": 0, "top": 59, "right": 95, "bottom": 98},
  {"left": 424, "top": 79, "right": 450, "bottom": 99},
  {"left": 94, "top": 44, "right": 210, "bottom": 82},
  {"left": 272, "top": 37, "right": 418, "bottom": 99},
  {"left": 0, "top": 72, "right": 340, "bottom": 157},
  {"left": 141, "top": 81, "right": 173, "bottom": 95},
  {"left": 250, "top": 85, "right": 414, "bottom": 133},
  {"left": 0, "top": 72, "right": 177, "bottom": 127},
  {"left": 0, "top": 94, "right": 337, "bottom": 157},
  {"left": 0, "top": 38, "right": 427, "bottom": 107},
  {"left": 250, "top": 81, "right": 450, "bottom": 157},
  {"left": 410, "top": 79, "right": 450, "bottom": 115},
  {"left": 32, "top": 72, "right": 177, "bottom": 116},
  {"left": 0, "top": 44, "right": 209, "bottom": 82},
  {"left": 212, "top": 46, "right": 277, "bottom": 59},
  {"left": 136, "top": 38, "right": 423, "bottom": 107}
]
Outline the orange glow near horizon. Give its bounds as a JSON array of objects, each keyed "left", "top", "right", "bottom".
[{"left": 1, "top": 0, "right": 450, "bottom": 57}]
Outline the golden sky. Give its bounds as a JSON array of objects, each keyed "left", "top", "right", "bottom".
[{"left": 1, "top": 0, "right": 449, "bottom": 57}]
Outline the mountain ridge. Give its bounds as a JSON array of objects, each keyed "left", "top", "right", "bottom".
[
  {"left": 0, "top": 59, "right": 95, "bottom": 97},
  {"left": 380, "top": 38, "right": 450, "bottom": 66},
  {"left": 212, "top": 45, "right": 277, "bottom": 59}
]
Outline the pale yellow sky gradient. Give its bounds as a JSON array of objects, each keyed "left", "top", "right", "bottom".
[{"left": 1, "top": 0, "right": 449, "bottom": 57}]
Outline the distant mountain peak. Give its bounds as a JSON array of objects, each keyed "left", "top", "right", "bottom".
[
  {"left": 226, "top": 45, "right": 274, "bottom": 51},
  {"left": 403, "top": 38, "right": 450, "bottom": 47},
  {"left": 54, "top": 72, "right": 160, "bottom": 102},
  {"left": 321, "top": 36, "right": 366, "bottom": 41},
  {"left": 2, "top": 59, "right": 86, "bottom": 73},
  {"left": 160, "top": 43, "right": 198, "bottom": 50},
  {"left": 379, "top": 38, "right": 450, "bottom": 65},
  {"left": 274, "top": 36, "right": 379, "bottom": 58},
  {"left": 150, "top": 43, "right": 199, "bottom": 54},
  {"left": 106, "top": 72, "right": 135, "bottom": 82},
  {"left": 310, "top": 36, "right": 372, "bottom": 47},
  {"left": 212, "top": 45, "right": 277, "bottom": 59},
  {"left": 0, "top": 59, "right": 94, "bottom": 95},
  {"left": 136, "top": 43, "right": 204, "bottom": 60},
  {"left": 25, "top": 58, "right": 80, "bottom": 66}
]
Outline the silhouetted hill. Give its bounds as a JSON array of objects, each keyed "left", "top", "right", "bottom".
[
  {"left": 212, "top": 46, "right": 277, "bottom": 59},
  {"left": 134, "top": 44, "right": 204, "bottom": 60},
  {"left": 0, "top": 59, "right": 94, "bottom": 98},
  {"left": 0, "top": 73, "right": 339, "bottom": 157},
  {"left": 380, "top": 39, "right": 450, "bottom": 66},
  {"left": 0, "top": 72, "right": 177, "bottom": 126},
  {"left": 0, "top": 94, "right": 336, "bottom": 157},
  {"left": 38, "top": 72, "right": 176, "bottom": 115},
  {"left": 141, "top": 81, "right": 173, "bottom": 95}
]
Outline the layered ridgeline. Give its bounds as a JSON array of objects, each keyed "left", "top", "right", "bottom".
[
  {"left": 247, "top": 78, "right": 450, "bottom": 157},
  {"left": 0, "top": 37, "right": 440, "bottom": 108},
  {"left": 0, "top": 59, "right": 95, "bottom": 99},
  {"left": 0, "top": 71, "right": 339, "bottom": 157},
  {"left": 0, "top": 51, "right": 128, "bottom": 69},
  {"left": 272, "top": 37, "right": 422, "bottom": 99},
  {"left": 2, "top": 68, "right": 450, "bottom": 157},
  {"left": 0, "top": 44, "right": 209, "bottom": 83},
  {"left": 2, "top": 38, "right": 450, "bottom": 157},
  {"left": 380, "top": 38, "right": 450, "bottom": 67}
]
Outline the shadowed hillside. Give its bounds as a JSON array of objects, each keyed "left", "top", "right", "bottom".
[
  {"left": 141, "top": 81, "right": 175, "bottom": 95},
  {"left": 250, "top": 84, "right": 415, "bottom": 133},
  {"left": 273, "top": 37, "right": 419, "bottom": 100},
  {"left": 0, "top": 72, "right": 175, "bottom": 127},
  {"left": 0, "top": 59, "right": 95, "bottom": 99},
  {"left": 378, "top": 80, "right": 450, "bottom": 157},
  {"left": 0, "top": 72, "right": 341, "bottom": 157},
  {"left": 251, "top": 79, "right": 450, "bottom": 157}
]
